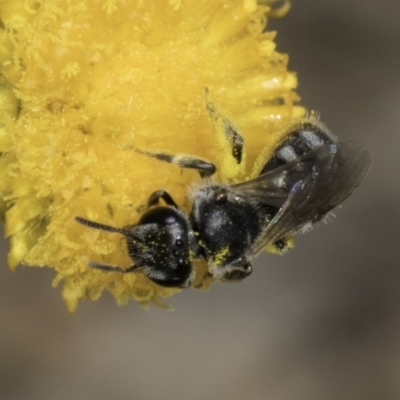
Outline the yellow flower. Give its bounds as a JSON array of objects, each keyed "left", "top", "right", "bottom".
[{"left": 0, "top": 0, "right": 304, "bottom": 312}]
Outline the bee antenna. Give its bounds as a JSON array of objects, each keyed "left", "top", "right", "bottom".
[{"left": 75, "top": 216, "right": 129, "bottom": 235}]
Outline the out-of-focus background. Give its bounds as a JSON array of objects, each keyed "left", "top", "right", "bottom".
[{"left": 1, "top": 1, "right": 399, "bottom": 399}]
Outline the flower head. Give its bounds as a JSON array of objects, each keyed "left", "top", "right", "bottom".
[{"left": 0, "top": 0, "right": 303, "bottom": 311}]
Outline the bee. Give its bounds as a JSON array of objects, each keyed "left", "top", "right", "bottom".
[
  {"left": 76, "top": 105, "right": 371, "bottom": 287},
  {"left": 190, "top": 120, "right": 371, "bottom": 282}
]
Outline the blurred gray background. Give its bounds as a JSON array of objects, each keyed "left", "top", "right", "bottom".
[{"left": 1, "top": 1, "right": 399, "bottom": 399}]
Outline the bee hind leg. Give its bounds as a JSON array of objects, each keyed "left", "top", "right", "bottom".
[{"left": 204, "top": 88, "right": 245, "bottom": 178}]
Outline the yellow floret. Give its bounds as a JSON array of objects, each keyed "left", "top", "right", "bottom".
[{"left": 0, "top": 0, "right": 304, "bottom": 311}]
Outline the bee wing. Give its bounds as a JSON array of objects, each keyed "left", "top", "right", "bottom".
[
  {"left": 230, "top": 143, "right": 334, "bottom": 207},
  {"left": 230, "top": 161, "right": 306, "bottom": 209},
  {"left": 242, "top": 141, "right": 372, "bottom": 259}
]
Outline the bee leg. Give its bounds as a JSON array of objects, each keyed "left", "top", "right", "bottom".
[
  {"left": 269, "top": 237, "right": 293, "bottom": 254},
  {"left": 205, "top": 99, "right": 243, "bottom": 165},
  {"left": 135, "top": 147, "right": 216, "bottom": 178},
  {"left": 147, "top": 190, "right": 180, "bottom": 208},
  {"left": 89, "top": 261, "right": 138, "bottom": 274},
  {"left": 204, "top": 88, "right": 245, "bottom": 178}
]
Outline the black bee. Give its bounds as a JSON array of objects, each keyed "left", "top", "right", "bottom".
[{"left": 76, "top": 105, "right": 371, "bottom": 287}]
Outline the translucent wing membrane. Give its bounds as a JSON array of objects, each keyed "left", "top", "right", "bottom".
[{"left": 243, "top": 142, "right": 372, "bottom": 259}]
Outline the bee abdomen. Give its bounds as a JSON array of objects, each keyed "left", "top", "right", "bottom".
[{"left": 261, "top": 122, "right": 335, "bottom": 174}]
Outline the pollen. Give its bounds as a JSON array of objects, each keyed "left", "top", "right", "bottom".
[
  {"left": 0, "top": 0, "right": 304, "bottom": 311},
  {"left": 61, "top": 62, "right": 81, "bottom": 80}
]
